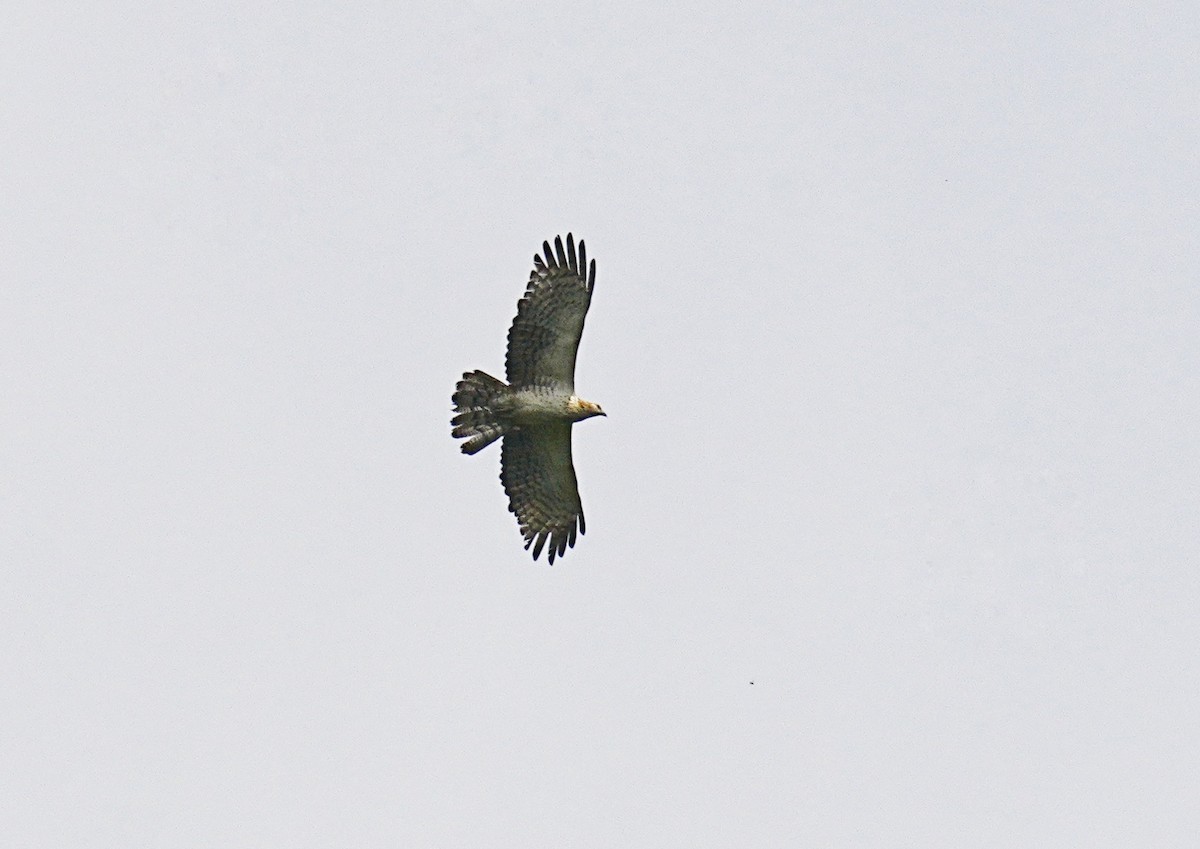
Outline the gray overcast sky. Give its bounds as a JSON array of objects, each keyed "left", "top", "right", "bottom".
[{"left": 4, "top": 2, "right": 1198, "bottom": 846}]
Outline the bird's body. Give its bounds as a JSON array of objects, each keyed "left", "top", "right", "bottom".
[{"left": 451, "top": 234, "right": 604, "bottom": 564}]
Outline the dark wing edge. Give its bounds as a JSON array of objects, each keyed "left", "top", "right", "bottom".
[
  {"left": 505, "top": 233, "right": 596, "bottom": 389},
  {"left": 499, "top": 425, "right": 585, "bottom": 565}
]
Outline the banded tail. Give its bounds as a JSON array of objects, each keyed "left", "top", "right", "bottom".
[{"left": 451, "top": 370, "right": 509, "bottom": 454}]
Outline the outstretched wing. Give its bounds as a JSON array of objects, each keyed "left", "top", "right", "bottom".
[
  {"left": 505, "top": 233, "right": 596, "bottom": 391},
  {"left": 499, "top": 424, "right": 585, "bottom": 564}
]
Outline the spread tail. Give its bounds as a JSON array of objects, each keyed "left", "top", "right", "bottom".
[{"left": 451, "top": 370, "right": 509, "bottom": 454}]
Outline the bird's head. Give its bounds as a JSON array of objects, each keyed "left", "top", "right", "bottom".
[{"left": 568, "top": 397, "right": 606, "bottom": 421}]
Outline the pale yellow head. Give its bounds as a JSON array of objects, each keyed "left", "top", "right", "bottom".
[{"left": 567, "top": 396, "right": 607, "bottom": 421}]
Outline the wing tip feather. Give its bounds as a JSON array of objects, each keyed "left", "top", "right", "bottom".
[
  {"left": 528, "top": 233, "right": 595, "bottom": 291},
  {"left": 565, "top": 233, "right": 577, "bottom": 272}
]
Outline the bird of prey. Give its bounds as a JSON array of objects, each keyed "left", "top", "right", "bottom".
[{"left": 451, "top": 234, "right": 605, "bottom": 564}]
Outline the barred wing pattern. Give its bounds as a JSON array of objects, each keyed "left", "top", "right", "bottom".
[
  {"left": 505, "top": 234, "right": 596, "bottom": 390},
  {"left": 500, "top": 424, "right": 584, "bottom": 564}
]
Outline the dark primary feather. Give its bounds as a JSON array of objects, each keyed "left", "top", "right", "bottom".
[
  {"left": 505, "top": 233, "right": 596, "bottom": 391},
  {"left": 499, "top": 424, "right": 585, "bottom": 565}
]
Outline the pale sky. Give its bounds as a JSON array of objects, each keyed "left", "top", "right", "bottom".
[{"left": 4, "top": 3, "right": 1199, "bottom": 846}]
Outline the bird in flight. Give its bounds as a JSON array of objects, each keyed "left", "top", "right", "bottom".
[{"left": 452, "top": 234, "right": 605, "bottom": 564}]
